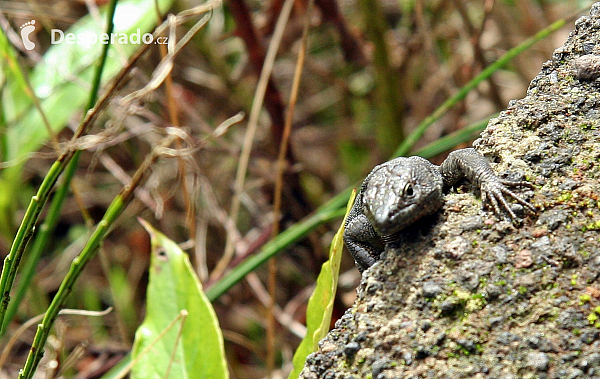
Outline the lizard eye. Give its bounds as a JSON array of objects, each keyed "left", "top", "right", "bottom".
[{"left": 404, "top": 183, "right": 414, "bottom": 197}]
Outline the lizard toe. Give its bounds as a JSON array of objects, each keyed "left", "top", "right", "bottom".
[
  {"left": 498, "top": 185, "right": 537, "bottom": 213},
  {"left": 483, "top": 187, "right": 513, "bottom": 219},
  {"left": 482, "top": 182, "right": 530, "bottom": 220}
]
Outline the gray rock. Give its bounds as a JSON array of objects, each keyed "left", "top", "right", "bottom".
[
  {"left": 527, "top": 352, "right": 549, "bottom": 371},
  {"left": 421, "top": 281, "right": 443, "bottom": 298}
]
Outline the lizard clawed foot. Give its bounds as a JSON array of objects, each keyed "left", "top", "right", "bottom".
[{"left": 481, "top": 180, "right": 536, "bottom": 220}]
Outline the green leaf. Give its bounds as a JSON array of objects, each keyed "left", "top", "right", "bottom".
[
  {"left": 288, "top": 190, "right": 356, "bottom": 379},
  {"left": 131, "top": 220, "right": 228, "bottom": 379}
]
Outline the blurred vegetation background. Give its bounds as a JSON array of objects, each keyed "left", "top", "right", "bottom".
[{"left": 0, "top": 0, "right": 590, "bottom": 377}]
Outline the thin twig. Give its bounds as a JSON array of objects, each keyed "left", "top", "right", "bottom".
[
  {"left": 267, "top": 0, "right": 314, "bottom": 374},
  {"left": 0, "top": 307, "right": 112, "bottom": 369},
  {"left": 315, "top": 0, "right": 367, "bottom": 65},
  {"left": 153, "top": 0, "right": 196, "bottom": 241},
  {"left": 211, "top": 0, "right": 296, "bottom": 281},
  {"left": 228, "top": 0, "right": 286, "bottom": 145},
  {"left": 245, "top": 273, "right": 306, "bottom": 338}
]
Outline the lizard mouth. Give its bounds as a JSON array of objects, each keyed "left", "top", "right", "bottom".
[{"left": 370, "top": 203, "right": 418, "bottom": 235}]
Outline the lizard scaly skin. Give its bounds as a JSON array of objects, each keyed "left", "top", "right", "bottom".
[{"left": 343, "top": 148, "right": 536, "bottom": 272}]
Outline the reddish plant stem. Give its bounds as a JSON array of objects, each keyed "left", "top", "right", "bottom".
[
  {"left": 315, "top": 0, "right": 367, "bottom": 66},
  {"left": 228, "top": 0, "right": 287, "bottom": 146}
]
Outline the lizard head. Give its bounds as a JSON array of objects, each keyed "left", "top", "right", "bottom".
[{"left": 362, "top": 156, "right": 444, "bottom": 236}]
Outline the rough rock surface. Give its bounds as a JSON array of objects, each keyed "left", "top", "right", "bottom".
[{"left": 300, "top": 4, "right": 600, "bottom": 379}]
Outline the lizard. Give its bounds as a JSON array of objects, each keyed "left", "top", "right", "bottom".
[{"left": 343, "top": 148, "right": 536, "bottom": 272}]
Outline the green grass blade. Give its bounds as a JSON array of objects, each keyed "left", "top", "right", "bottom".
[
  {"left": 0, "top": 156, "right": 71, "bottom": 335},
  {"left": 1, "top": 0, "right": 118, "bottom": 333},
  {"left": 413, "top": 116, "right": 495, "bottom": 158},
  {"left": 18, "top": 194, "right": 127, "bottom": 379},
  {"left": 288, "top": 190, "right": 355, "bottom": 379},
  {"left": 132, "top": 221, "right": 228, "bottom": 379},
  {"left": 392, "top": 18, "right": 566, "bottom": 158},
  {"left": 86, "top": 0, "right": 118, "bottom": 110},
  {"left": 0, "top": 26, "right": 31, "bottom": 123},
  {"left": 205, "top": 205, "right": 346, "bottom": 301},
  {"left": 357, "top": 0, "right": 403, "bottom": 155},
  {"left": 1, "top": 153, "right": 79, "bottom": 332}
]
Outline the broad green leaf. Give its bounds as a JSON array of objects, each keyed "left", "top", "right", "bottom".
[
  {"left": 131, "top": 220, "right": 228, "bottom": 379},
  {"left": 288, "top": 190, "right": 356, "bottom": 379}
]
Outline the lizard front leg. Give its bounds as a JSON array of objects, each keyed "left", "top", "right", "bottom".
[
  {"left": 440, "top": 148, "right": 536, "bottom": 219},
  {"left": 343, "top": 212, "right": 384, "bottom": 272}
]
